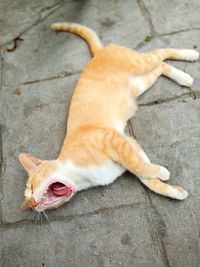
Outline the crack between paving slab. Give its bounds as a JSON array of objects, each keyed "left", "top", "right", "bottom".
[
  {"left": 138, "top": 92, "right": 198, "bottom": 107},
  {"left": 0, "top": 201, "right": 144, "bottom": 230},
  {"left": 133, "top": 27, "right": 200, "bottom": 52},
  {"left": 136, "top": 0, "right": 156, "bottom": 37},
  {"left": 0, "top": 2, "right": 63, "bottom": 48},
  {"left": 159, "top": 27, "right": 200, "bottom": 37},
  {"left": 182, "top": 62, "right": 200, "bottom": 100},
  {"left": 0, "top": 50, "right": 4, "bottom": 224},
  {"left": 188, "top": 208, "right": 200, "bottom": 261},
  {"left": 143, "top": 188, "right": 171, "bottom": 267},
  {"left": 20, "top": 70, "right": 81, "bottom": 86},
  {"left": 133, "top": 40, "right": 146, "bottom": 51}
]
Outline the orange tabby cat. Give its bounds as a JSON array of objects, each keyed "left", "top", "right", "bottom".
[{"left": 19, "top": 23, "right": 199, "bottom": 211}]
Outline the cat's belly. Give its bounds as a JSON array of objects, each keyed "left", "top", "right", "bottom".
[{"left": 86, "top": 160, "right": 126, "bottom": 186}]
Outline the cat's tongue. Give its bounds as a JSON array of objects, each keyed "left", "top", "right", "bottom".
[{"left": 51, "top": 182, "right": 68, "bottom": 196}]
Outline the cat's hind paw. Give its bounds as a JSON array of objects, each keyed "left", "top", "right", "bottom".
[
  {"left": 180, "top": 49, "right": 199, "bottom": 61},
  {"left": 170, "top": 67, "right": 194, "bottom": 87},
  {"left": 178, "top": 72, "right": 193, "bottom": 87},
  {"left": 169, "top": 186, "right": 188, "bottom": 200}
]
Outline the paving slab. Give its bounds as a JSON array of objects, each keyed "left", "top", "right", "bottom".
[
  {"left": 134, "top": 98, "right": 200, "bottom": 149},
  {"left": 0, "top": 0, "right": 62, "bottom": 45},
  {"left": 133, "top": 98, "right": 200, "bottom": 266},
  {"left": 2, "top": 0, "right": 149, "bottom": 87},
  {"left": 96, "top": 0, "right": 150, "bottom": 47},
  {"left": 0, "top": 205, "right": 165, "bottom": 267},
  {"left": 2, "top": 1, "right": 92, "bottom": 86},
  {"left": 145, "top": 143, "right": 200, "bottom": 267},
  {"left": 142, "top": 0, "right": 200, "bottom": 35}
]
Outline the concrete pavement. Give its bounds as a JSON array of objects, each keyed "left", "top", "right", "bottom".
[{"left": 1, "top": 0, "right": 200, "bottom": 266}]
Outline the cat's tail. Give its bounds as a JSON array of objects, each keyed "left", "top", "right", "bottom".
[{"left": 51, "top": 22, "right": 103, "bottom": 56}]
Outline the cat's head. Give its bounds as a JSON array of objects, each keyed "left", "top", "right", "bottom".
[{"left": 19, "top": 153, "right": 75, "bottom": 211}]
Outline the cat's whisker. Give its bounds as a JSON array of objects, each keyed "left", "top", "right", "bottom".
[
  {"left": 37, "top": 212, "right": 40, "bottom": 233},
  {"left": 25, "top": 214, "right": 34, "bottom": 225},
  {"left": 23, "top": 212, "right": 32, "bottom": 222},
  {"left": 42, "top": 210, "right": 61, "bottom": 239},
  {"left": 24, "top": 210, "right": 37, "bottom": 226},
  {"left": 33, "top": 212, "right": 38, "bottom": 244},
  {"left": 37, "top": 212, "right": 42, "bottom": 237},
  {"left": 42, "top": 210, "right": 50, "bottom": 224},
  {"left": 39, "top": 212, "right": 44, "bottom": 236},
  {"left": 42, "top": 210, "right": 54, "bottom": 235},
  {"left": 23, "top": 202, "right": 36, "bottom": 223},
  {"left": 35, "top": 211, "right": 43, "bottom": 242}
]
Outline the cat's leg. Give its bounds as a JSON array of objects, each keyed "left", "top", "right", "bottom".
[
  {"left": 162, "top": 62, "right": 193, "bottom": 86},
  {"left": 102, "top": 130, "right": 188, "bottom": 200},
  {"left": 130, "top": 64, "right": 163, "bottom": 97},
  {"left": 102, "top": 130, "right": 170, "bottom": 181},
  {"left": 127, "top": 48, "right": 198, "bottom": 76},
  {"left": 149, "top": 48, "right": 199, "bottom": 62},
  {"left": 131, "top": 62, "right": 193, "bottom": 97},
  {"left": 140, "top": 178, "right": 188, "bottom": 200},
  {"left": 137, "top": 149, "right": 188, "bottom": 200}
]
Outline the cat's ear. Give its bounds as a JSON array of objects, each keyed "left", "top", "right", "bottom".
[{"left": 19, "top": 153, "right": 42, "bottom": 174}]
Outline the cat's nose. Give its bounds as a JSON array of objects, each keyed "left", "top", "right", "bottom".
[{"left": 30, "top": 198, "right": 38, "bottom": 208}]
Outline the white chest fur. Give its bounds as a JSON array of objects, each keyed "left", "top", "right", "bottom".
[
  {"left": 83, "top": 160, "right": 126, "bottom": 186},
  {"left": 57, "top": 160, "right": 126, "bottom": 192}
]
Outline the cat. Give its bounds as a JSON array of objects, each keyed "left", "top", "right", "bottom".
[{"left": 19, "top": 23, "right": 199, "bottom": 211}]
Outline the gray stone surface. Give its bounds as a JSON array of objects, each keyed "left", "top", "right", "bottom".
[
  {"left": 0, "top": 0, "right": 63, "bottom": 45},
  {"left": 142, "top": 0, "right": 200, "bottom": 35},
  {"left": 1, "top": 0, "right": 200, "bottom": 266},
  {"left": 2, "top": 0, "right": 149, "bottom": 87},
  {"left": 0, "top": 206, "right": 165, "bottom": 267}
]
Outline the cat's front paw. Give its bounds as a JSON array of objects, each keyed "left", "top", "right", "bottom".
[
  {"left": 170, "top": 186, "right": 188, "bottom": 200},
  {"left": 159, "top": 166, "right": 170, "bottom": 181}
]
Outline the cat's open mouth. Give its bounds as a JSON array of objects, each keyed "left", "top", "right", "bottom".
[{"left": 38, "top": 182, "right": 72, "bottom": 208}]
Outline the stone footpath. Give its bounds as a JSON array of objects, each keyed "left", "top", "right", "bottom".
[{"left": 0, "top": 0, "right": 200, "bottom": 266}]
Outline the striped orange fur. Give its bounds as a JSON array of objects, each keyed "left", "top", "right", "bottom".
[{"left": 19, "top": 23, "right": 199, "bottom": 211}]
